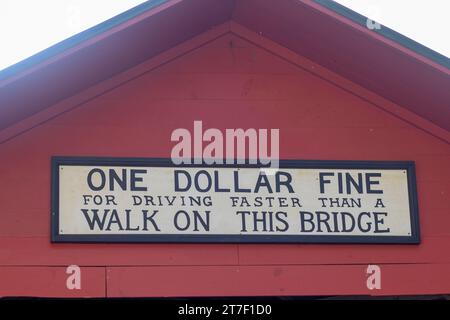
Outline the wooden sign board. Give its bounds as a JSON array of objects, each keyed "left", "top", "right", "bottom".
[{"left": 51, "top": 157, "right": 420, "bottom": 243}]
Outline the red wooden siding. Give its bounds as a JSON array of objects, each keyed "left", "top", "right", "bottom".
[
  {"left": 0, "top": 31, "right": 449, "bottom": 297},
  {"left": 106, "top": 264, "right": 450, "bottom": 297},
  {"left": 0, "top": 267, "right": 105, "bottom": 298}
]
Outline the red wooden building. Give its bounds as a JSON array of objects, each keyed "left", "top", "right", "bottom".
[{"left": 0, "top": 0, "right": 449, "bottom": 298}]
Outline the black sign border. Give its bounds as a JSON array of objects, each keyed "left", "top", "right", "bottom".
[{"left": 51, "top": 157, "right": 420, "bottom": 244}]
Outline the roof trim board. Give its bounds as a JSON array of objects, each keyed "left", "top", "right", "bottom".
[
  {"left": 1, "top": 22, "right": 448, "bottom": 147},
  {"left": 0, "top": 0, "right": 448, "bottom": 137},
  {"left": 0, "top": 0, "right": 448, "bottom": 83}
]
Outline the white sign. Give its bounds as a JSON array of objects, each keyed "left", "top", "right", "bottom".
[{"left": 51, "top": 158, "right": 420, "bottom": 243}]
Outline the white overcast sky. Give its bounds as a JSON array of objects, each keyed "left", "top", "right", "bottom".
[{"left": 0, "top": 0, "right": 448, "bottom": 72}]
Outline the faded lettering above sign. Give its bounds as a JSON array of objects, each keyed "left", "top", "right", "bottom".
[{"left": 51, "top": 158, "right": 420, "bottom": 243}]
